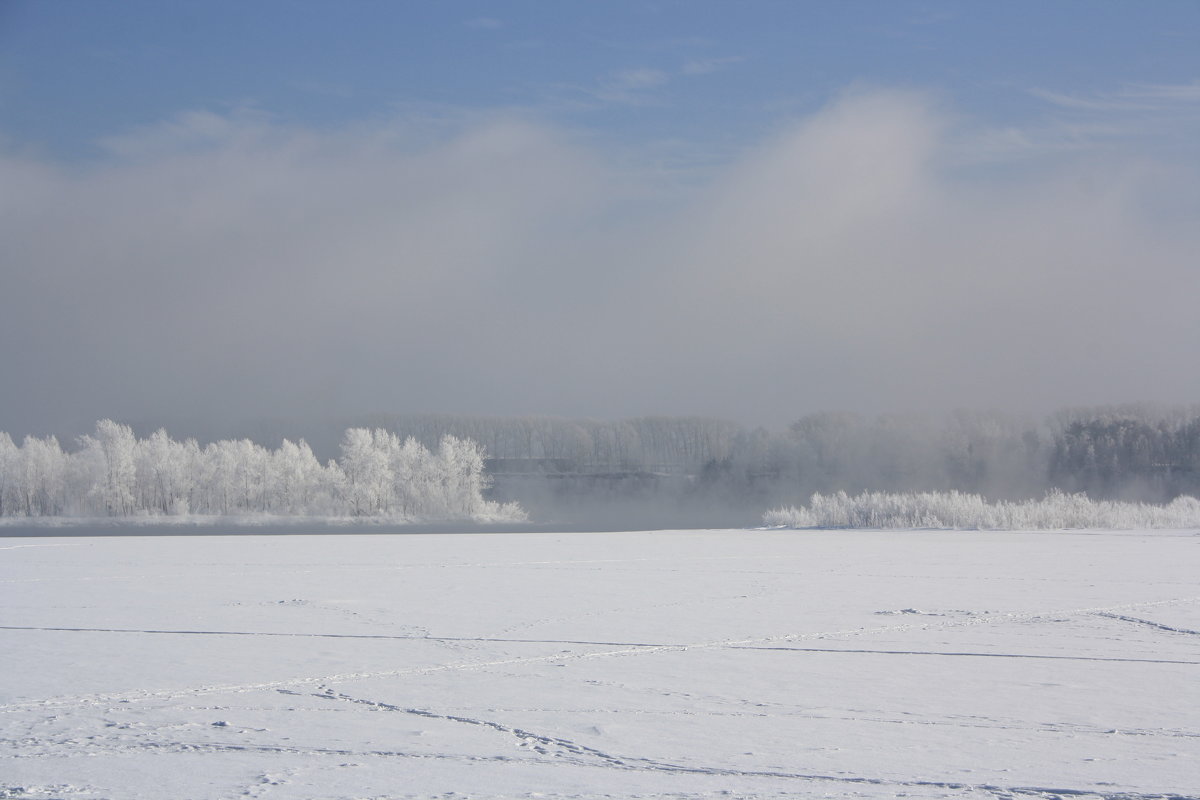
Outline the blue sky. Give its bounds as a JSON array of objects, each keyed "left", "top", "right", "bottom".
[
  {"left": 5, "top": 1, "right": 1199, "bottom": 163},
  {"left": 2, "top": 2, "right": 1200, "bottom": 434}
]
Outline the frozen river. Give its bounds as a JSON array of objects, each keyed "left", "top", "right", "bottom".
[{"left": 2, "top": 528, "right": 1198, "bottom": 799}]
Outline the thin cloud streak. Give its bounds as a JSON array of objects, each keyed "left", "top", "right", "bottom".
[
  {"left": 681, "top": 56, "right": 744, "bottom": 76},
  {"left": 1031, "top": 81, "right": 1200, "bottom": 113},
  {"left": 1028, "top": 88, "right": 1160, "bottom": 113}
]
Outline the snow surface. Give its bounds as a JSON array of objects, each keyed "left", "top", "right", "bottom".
[{"left": 2, "top": 528, "right": 1198, "bottom": 799}]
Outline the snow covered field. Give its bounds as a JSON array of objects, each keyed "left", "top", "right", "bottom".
[{"left": 2, "top": 529, "right": 1198, "bottom": 799}]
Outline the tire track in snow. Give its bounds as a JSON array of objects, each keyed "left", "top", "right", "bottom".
[{"left": 3, "top": 595, "right": 1197, "bottom": 714}]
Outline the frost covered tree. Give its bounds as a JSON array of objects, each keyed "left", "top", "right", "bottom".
[
  {"left": 334, "top": 428, "right": 497, "bottom": 519},
  {"left": 0, "top": 433, "right": 19, "bottom": 517},
  {"left": 134, "top": 429, "right": 198, "bottom": 515},
  {"left": 270, "top": 439, "right": 326, "bottom": 514},
  {"left": 339, "top": 428, "right": 393, "bottom": 515},
  {"left": 75, "top": 420, "right": 139, "bottom": 516},
  {"left": 0, "top": 421, "right": 521, "bottom": 522},
  {"left": 16, "top": 435, "right": 67, "bottom": 516},
  {"left": 438, "top": 435, "right": 488, "bottom": 516}
]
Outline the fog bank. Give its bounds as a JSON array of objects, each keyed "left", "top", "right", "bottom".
[{"left": 3, "top": 89, "right": 1199, "bottom": 437}]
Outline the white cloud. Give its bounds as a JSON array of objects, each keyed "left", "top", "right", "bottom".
[
  {"left": 681, "top": 56, "right": 743, "bottom": 76},
  {"left": 582, "top": 67, "right": 672, "bottom": 105},
  {"left": 612, "top": 68, "right": 668, "bottom": 90},
  {"left": 567, "top": 56, "right": 742, "bottom": 109}
]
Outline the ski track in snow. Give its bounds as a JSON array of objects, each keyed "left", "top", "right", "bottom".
[
  {"left": 3, "top": 624, "right": 1197, "bottom": 668},
  {"left": 3, "top": 594, "right": 1197, "bottom": 715},
  {"left": 11, "top": 686, "right": 1191, "bottom": 800},
  {"left": 0, "top": 625, "right": 672, "bottom": 649},
  {"left": 727, "top": 644, "right": 1200, "bottom": 665},
  {"left": 1092, "top": 612, "right": 1200, "bottom": 637},
  {"left": 8, "top": 735, "right": 1196, "bottom": 800},
  {"left": 299, "top": 688, "right": 1200, "bottom": 800}
]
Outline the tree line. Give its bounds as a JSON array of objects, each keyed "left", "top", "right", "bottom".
[
  {"left": 0, "top": 421, "right": 524, "bottom": 521},
  {"left": 326, "top": 406, "right": 1200, "bottom": 503},
  {"left": 5, "top": 406, "right": 1197, "bottom": 524},
  {"left": 706, "top": 405, "right": 1200, "bottom": 509},
  {"left": 362, "top": 406, "right": 1200, "bottom": 515}
]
